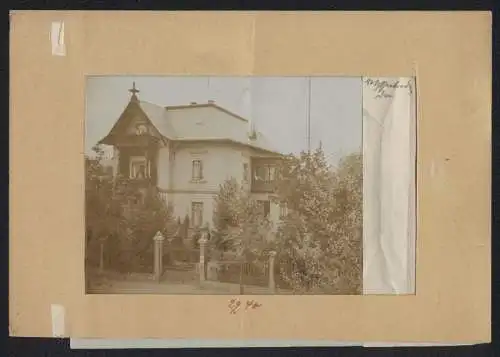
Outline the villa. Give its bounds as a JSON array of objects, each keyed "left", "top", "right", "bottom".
[{"left": 97, "top": 83, "right": 284, "bottom": 228}]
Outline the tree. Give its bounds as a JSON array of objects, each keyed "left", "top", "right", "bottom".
[
  {"left": 182, "top": 214, "right": 190, "bottom": 240},
  {"left": 211, "top": 178, "right": 240, "bottom": 253},
  {"left": 211, "top": 178, "right": 275, "bottom": 293},
  {"left": 85, "top": 145, "right": 177, "bottom": 274},
  {"left": 85, "top": 145, "right": 126, "bottom": 272},
  {"left": 274, "top": 147, "right": 362, "bottom": 294},
  {"left": 114, "top": 186, "right": 176, "bottom": 272}
]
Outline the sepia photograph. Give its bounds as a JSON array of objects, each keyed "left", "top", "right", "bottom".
[{"left": 85, "top": 76, "right": 363, "bottom": 295}]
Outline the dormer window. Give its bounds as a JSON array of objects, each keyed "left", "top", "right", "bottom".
[{"left": 135, "top": 123, "right": 148, "bottom": 135}]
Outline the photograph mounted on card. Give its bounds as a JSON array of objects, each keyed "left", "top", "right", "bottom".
[{"left": 84, "top": 75, "right": 415, "bottom": 296}]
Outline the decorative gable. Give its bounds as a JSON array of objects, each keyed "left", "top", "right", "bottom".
[
  {"left": 99, "top": 98, "right": 164, "bottom": 147},
  {"left": 126, "top": 115, "right": 154, "bottom": 136}
]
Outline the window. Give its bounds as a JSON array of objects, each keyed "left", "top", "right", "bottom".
[
  {"left": 129, "top": 156, "right": 149, "bottom": 179},
  {"left": 135, "top": 123, "right": 148, "bottom": 135},
  {"left": 191, "top": 202, "right": 204, "bottom": 228},
  {"left": 279, "top": 202, "right": 288, "bottom": 218},
  {"left": 243, "top": 163, "right": 249, "bottom": 182},
  {"left": 255, "top": 166, "right": 267, "bottom": 181},
  {"left": 269, "top": 166, "right": 277, "bottom": 181},
  {"left": 257, "top": 200, "right": 271, "bottom": 217},
  {"left": 192, "top": 160, "right": 203, "bottom": 181},
  {"left": 254, "top": 165, "right": 277, "bottom": 183}
]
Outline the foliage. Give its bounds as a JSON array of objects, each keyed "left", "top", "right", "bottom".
[
  {"left": 210, "top": 147, "right": 362, "bottom": 294},
  {"left": 212, "top": 179, "right": 274, "bottom": 256},
  {"left": 275, "top": 147, "right": 363, "bottom": 294},
  {"left": 85, "top": 145, "right": 177, "bottom": 273},
  {"left": 182, "top": 214, "right": 190, "bottom": 239},
  {"left": 211, "top": 178, "right": 240, "bottom": 253},
  {"left": 211, "top": 178, "right": 275, "bottom": 289}
]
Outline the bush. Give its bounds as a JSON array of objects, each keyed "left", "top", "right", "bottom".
[
  {"left": 85, "top": 146, "right": 177, "bottom": 274},
  {"left": 275, "top": 148, "right": 362, "bottom": 294}
]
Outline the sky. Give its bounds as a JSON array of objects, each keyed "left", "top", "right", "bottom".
[{"left": 85, "top": 76, "right": 362, "bottom": 165}]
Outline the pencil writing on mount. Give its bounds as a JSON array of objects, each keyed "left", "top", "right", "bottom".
[
  {"left": 245, "top": 299, "right": 262, "bottom": 309},
  {"left": 228, "top": 298, "right": 242, "bottom": 314},
  {"left": 228, "top": 298, "right": 262, "bottom": 314}
]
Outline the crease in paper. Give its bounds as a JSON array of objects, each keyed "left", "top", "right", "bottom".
[{"left": 362, "top": 77, "right": 416, "bottom": 295}]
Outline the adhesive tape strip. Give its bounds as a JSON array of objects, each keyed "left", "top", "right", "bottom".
[{"left": 51, "top": 304, "right": 65, "bottom": 337}]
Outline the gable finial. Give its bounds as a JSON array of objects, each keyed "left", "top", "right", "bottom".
[{"left": 129, "top": 81, "right": 140, "bottom": 100}]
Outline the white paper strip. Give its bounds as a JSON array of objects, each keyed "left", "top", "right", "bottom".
[
  {"left": 69, "top": 339, "right": 471, "bottom": 349},
  {"left": 362, "top": 77, "right": 417, "bottom": 295},
  {"left": 70, "top": 339, "right": 362, "bottom": 349}
]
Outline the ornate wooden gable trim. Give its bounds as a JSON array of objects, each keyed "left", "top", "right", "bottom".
[{"left": 99, "top": 95, "right": 164, "bottom": 147}]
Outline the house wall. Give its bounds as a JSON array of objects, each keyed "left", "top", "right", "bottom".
[
  {"left": 169, "top": 192, "right": 280, "bottom": 231},
  {"left": 157, "top": 141, "right": 245, "bottom": 228},
  {"left": 171, "top": 142, "right": 247, "bottom": 192},
  {"left": 156, "top": 141, "right": 281, "bottom": 228},
  {"left": 168, "top": 192, "right": 216, "bottom": 228},
  {"left": 156, "top": 143, "right": 171, "bottom": 190}
]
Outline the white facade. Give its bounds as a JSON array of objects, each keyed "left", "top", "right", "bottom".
[{"left": 157, "top": 141, "right": 281, "bottom": 227}]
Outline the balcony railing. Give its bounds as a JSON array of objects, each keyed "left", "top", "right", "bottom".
[
  {"left": 158, "top": 191, "right": 168, "bottom": 203},
  {"left": 123, "top": 176, "right": 154, "bottom": 187},
  {"left": 251, "top": 179, "right": 276, "bottom": 193}
]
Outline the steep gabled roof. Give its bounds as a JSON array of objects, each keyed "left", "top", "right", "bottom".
[
  {"left": 100, "top": 94, "right": 280, "bottom": 155},
  {"left": 165, "top": 102, "right": 248, "bottom": 123},
  {"left": 137, "top": 100, "right": 280, "bottom": 154},
  {"left": 138, "top": 100, "right": 177, "bottom": 139}
]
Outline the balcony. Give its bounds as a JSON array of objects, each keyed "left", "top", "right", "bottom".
[
  {"left": 251, "top": 179, "right": 276, "bottom": 193},
  {"left": 250, "top": 157, "right": 280, "bottom": 193},
  {"left": 117, "top": 151, "right": 158, "bottom": 187},
  {"left": 126, "top": 176, "right": 155, "bottom": 188}
]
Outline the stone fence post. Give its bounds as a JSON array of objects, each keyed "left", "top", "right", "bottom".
[
  {"left": 268, "top": 251, "right": 277, "bottom": 293},
  {"left": 198, "top": 234, "right": 208, "bottom": 282},
  {"left": 153, "top": 231, "right": 165, "bottom": 282}
]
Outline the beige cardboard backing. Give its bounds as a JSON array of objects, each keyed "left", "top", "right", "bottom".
[{"left": 9, "top": 11, "right": 491, "bottom": 342}]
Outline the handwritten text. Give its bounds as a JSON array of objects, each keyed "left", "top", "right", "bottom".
[
  {"left": 228, "top": 298, "right": 262, "bottom": 314},
  {"left": 364, "top": 78, "right": 413, "bottom": 99}
]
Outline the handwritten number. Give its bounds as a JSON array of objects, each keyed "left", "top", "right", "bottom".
[
  {"left": 228, "top": 298, "right": 241, "bottom": 314},
  {"left": 246, "top": 300, "right": 262, "bottom": 309},
  {"left": 228, "top": 299, "right": 262, "bottom": 314}
]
